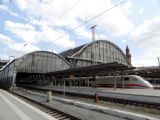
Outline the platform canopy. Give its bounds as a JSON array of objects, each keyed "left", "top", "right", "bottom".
[{"left": 46, "top": 62, "right": 135, "bottom": 76}]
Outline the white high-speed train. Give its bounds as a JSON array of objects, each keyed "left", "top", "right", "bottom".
[{"left": 94, "top": 75, "right": 153, "bottom": 89}]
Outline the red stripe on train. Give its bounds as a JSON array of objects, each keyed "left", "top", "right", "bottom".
[{"left": 84, "top": 84, "right": 150, "bottom": 88}]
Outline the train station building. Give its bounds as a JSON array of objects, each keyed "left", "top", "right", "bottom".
[{"left": 0, "top": 40, "right": 133, "bottom": 88}]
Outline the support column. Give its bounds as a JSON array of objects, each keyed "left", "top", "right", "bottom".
[
  {"left": 93, "top": 75, "right": 98, "bottom": 88},
  {"left": 54, "top": 79, "right": 56, "bottom": 86},
  {"left": 94, "top": 75, "right": 99, "bottom": 102},
  {"left": 13, "top": 83, "right": 16, "bottom": 91},
  {"left": 114, "top": 73, "right": 117, "bottom": 91},
  {"left": 69, "top": 74, "right": 75, "bottom": 86},
  {"left": 87, "top": 78, "right": 89, "bottom": 87},
  {"left": 122, "top": 71, "right": 125, "bottom": 89},
  {"left": 63, "top": 80, "right": 65, "bottom": 96},
  {"left": 47, "top": 91, "right": 52, "bottom": 102}
]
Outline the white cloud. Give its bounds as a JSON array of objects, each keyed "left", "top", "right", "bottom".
[
  {"left": 131, "top": 16, "right": 160, "bottom": 48},
  {"left": 80, "top": 0, "right": 134, "bottom": 36},
  {"left": 139, "top": 8, "right": 144, "bottom": 14},
  {"left": 99, "top": 9, "right": 134, "bottom": 36},
  {"left": 132, "top": 54, "right": 159, "bottom": 67},
  {"left": 5, "top": 21, "right": 38, "bottom": 43},
  {"left": 131, "top": 16, "right": 160, "bottom": 66},
  {"left": 5, "top": 20, "right": 76, "bottom": 48},
  {"left": 14, "top": 0, "right": 134, "bottom": 37},
  {"left": 15, "top": 0, "right": 27, "bottom": 10},
  {"left": 75, "top": 27, "right": 91, "bottom": 40},
  {"left": 40, "top": 24, "right": 76, "bottom": 48},
  {"left": 121, "top": 39, "right": 127, "bottom": 43},
  {"left": 119, "top": 0, "right": 133, "bottom": 15},
  {"left": 10, "top": 43, "right": 40, "bottom": 53},
  {"left": 1, "top": 0, "right": 135, "bottom": 57},
  {"left": 0, "top": 4, "right": 18, "bottom": 17},
  {"left": 97, "top": 34, "right": 108, "bottom": 40},
  {"left": 0, "top": 4, "right": 8, "bottom": 11},
  {"left": 0, "top": 33, "right": 40, "bottom": 58},
  {"left": 8, "top": 10, "right": 18, "bottom": 17},
  {"left": 0, "top": 33, "right": 14, "bottom": 45}
]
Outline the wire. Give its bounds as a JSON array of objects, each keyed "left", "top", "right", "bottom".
[
  {"left": 56, "top": 0, "right": 80, "bottom": 20},
  {"left": 54, "top": 0, "right": 125, "bottom": 41}
]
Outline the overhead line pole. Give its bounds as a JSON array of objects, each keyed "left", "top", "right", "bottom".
[
  {"left": 157, "top": 57, "right": 160, "bottom": 67},
  {"left": 91, "top": 25, "right": 97, "bottom": 65}
]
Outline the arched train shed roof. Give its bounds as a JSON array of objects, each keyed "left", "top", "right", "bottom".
[
  {"left": 16, "top": 51, "right": 71, "bottom": 73},
  {"left": 60, "top": 40, "right": 129, "bottom": 65}
]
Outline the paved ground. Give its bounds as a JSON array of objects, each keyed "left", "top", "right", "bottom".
[
  {"left": 13, "top": 88, "right": 160, "bottom": 120},
  {"left": 13, "top": 89, "right": 137, "bottom": 120},
  {"left": 0, "top": 89, "right": 57, "bottom": 120}
]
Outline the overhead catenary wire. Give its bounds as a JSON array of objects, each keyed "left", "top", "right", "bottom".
[
  {"left": 54, "top": 0, "right": 125, "bottom": 41},
  {"left": 56, "top": 0, "right": 80, "bottom": 20}
]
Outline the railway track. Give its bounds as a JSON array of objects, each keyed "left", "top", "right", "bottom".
[
  {"left": 20, "top": 86, "right": 160, "bottom": 111},
  {"left": 10, "top": 91, "right": 80, "bottom": 120},
  {"left": 100, "top": 96, "right": 160, "bottom": 110},
  {"left": 71, "top": 93, "right": 160, "bottom": 111},
  {"left": 32, "top": 88, "right": 160, "bottom": 111}
]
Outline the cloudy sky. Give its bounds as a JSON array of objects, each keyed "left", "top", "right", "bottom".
[{"left": 0, "top": 0, "right": 160, "bottom": 67}]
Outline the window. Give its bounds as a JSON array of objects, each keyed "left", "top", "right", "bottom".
[
  {"left": 133, "top": 79, "right": 137, "bottom": 81},
  {"left": 124, "top": 77, "right": 129, "bottom": 81}
]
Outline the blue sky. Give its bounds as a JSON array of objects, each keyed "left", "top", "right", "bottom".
[{"left": 0, "top": 0, "right": 160, "bottom": 66}]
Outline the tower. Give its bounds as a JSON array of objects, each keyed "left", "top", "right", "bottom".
[{"left": 126, "top": 45, "right": 132, "bottom": 65}]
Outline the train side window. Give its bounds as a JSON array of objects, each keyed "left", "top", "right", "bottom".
[
  {"left": 133, "top": 79, "right": 137, "bottom": 81},
  {"left": 124, "top": 77, "right": 129, "bottom": 81}
]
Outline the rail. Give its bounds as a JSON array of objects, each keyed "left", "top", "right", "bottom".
[{"left": 10, "top": 90, "right": 80, "bottom": 120}]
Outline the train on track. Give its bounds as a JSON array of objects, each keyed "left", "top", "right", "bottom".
[
  {"left": 94, "top": 75, "right": 153, "bottom": 88},
  {"left": 55, "top": 75, "right": 153, "bottom": 89}
]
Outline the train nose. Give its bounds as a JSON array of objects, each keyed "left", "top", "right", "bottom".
[
  {"left": 149, "top": 84, "right": 154, "bottom": 89},
  {"left": 145, "top": 82, "right": 154, "bottom": 88}
]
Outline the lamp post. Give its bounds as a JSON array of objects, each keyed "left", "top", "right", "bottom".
[{"left": 63, "top": 79, "right": 66, "bottom": 97}]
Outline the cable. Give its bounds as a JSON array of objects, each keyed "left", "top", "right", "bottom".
[
  {"left": 54, "top": 0, "right": 125, "bottom": 41},
  {"left": 56, "top": 0, "right": 80, "bottom": 20}
]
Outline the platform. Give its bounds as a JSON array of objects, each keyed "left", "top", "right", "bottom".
[
  {"left": 154, "top": 85, "right": 160, "bottom": 89},
  {"left": 23, "top": 85, "right": 160, "bottom": 105},
  {"left": 0, "top": 89, "right": 57, "bottom": 120},
  {"left": 11, "top": 88, "right": 159, "bottom": 120}
]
